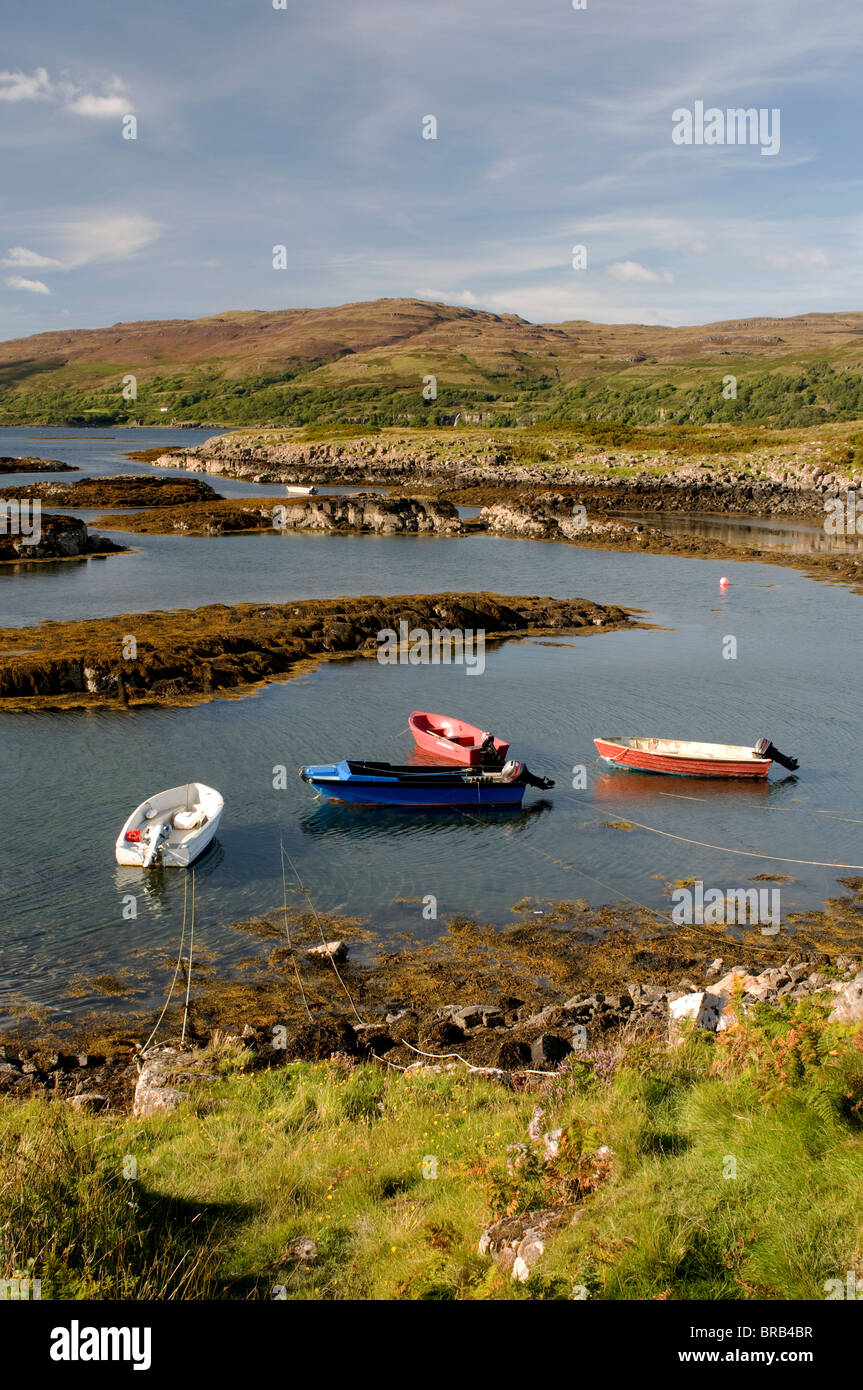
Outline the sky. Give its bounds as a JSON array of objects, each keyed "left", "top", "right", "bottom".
[{"left": 2, "top": 0, "right": 862, "bottom": 340}]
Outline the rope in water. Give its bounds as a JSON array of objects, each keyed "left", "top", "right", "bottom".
[
  {"left": 280, "top": 839, "right": 312, "bottom": 1021},
  {"left": 658, "top": 789, "right": 863, "bottom": 827},
  {"left": 180, "top": 869, "right": 196, "bottom": 1047},
  {"left": 281, "top": 847, "right": 364, "bottom": 1024},
  {"left": 606, "top": 816, "right": 863, "bottom": 870},
  {"left": 140, "top": 872, "right": 189, "bottom": 1056}
]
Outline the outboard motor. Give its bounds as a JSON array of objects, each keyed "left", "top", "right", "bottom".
[
  {"left": 755, "top": 738, "right": 799, "bottom": 772},
  {"left": 479, "top": 731, "right": 505, "bottom": 767},
  {"left": 518, "top": 764, "right": 555, "bottom": 791},
  {"left": 141, "top": 819, "right": 170, "bottom": 868}
]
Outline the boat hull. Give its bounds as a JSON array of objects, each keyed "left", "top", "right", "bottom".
[
  {"left": 300, "top": 760, "right": 526, "bottom": 807},
  {"left": 594, "top": 737, "right": 771, "bottom": 779},
  {"left": 114, "top": 782, "right": 224, "bottom": 866},
  {"left": 408, "top": 711, "right": 509, "bottom": 766}
]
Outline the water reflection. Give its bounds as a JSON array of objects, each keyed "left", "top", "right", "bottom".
[
  {"left": 615, "top": 510, "right": 863, "bottom": 554},
  {"left": 298, "top": 797, "right": 554, "bottom": 840}
]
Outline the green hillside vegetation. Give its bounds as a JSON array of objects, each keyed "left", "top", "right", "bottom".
[
  {"left": 2, "top": 299, "right": 863, "bottom": 430},
  {"left": 3, "top": 996, "right": 863, "bottom": 1300}
]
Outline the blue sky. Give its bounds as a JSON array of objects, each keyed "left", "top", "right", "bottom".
[{"left": 2, "top": 0, "right": 862, "bottom": 339}]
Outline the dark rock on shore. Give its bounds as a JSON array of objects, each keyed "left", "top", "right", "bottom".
[
  {"left": 479, "top": 495, "right": 660, "bottom": 543},
  {"left": 108, "top": 491, "right": 463, "bottom": 538},
  {"left": 152, "top": 431, "right": 853, "bottom": 519},
  {"left": 0, "top": 513, "right": 126, "bottom": 564},
  {"left": 0, "top": 456, "right": 78, "bottom": 473},
  {"left": 0, "top": 590, "right": 632, "bottom": 707},
  {"left": 0, "top": 475, "right": 220, "bottom": 508},
  {"left": 276, "top": 492, "right": 462, "bottom": 535}
]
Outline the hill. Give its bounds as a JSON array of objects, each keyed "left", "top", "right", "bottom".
[{"left": 3, "top": 298, "right": 863, "bottom": 427}]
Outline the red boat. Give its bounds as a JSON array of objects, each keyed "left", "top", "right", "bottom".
[
  {"left": 594, "top": 736, "right": 798, "bottom": 780},
  {"left": 409, "top": 711, "right": 509, "bottom": 766}
]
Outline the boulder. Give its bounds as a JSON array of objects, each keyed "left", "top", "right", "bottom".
[
  {"left": 529, "top": 1033, "right": 572, "bottom": 1066},
  {"left": 668, "top": 990, "right": 724, "bottom": 1037},
  {"left": 305, "top": 939, "right": 348, "bottom": 963},
  {"left": 68, "top": 1093, "right": 110, "bottom": 1113},
  {"left": 828, "top": 970, "right": 863, "bottom": 1024},
  {"left": 133, "top": 1048, "right": 197, "bottom": 1117},
  {"left": 478, "top": 1207, "right": 572, "bottom": 1281},
  {"left": 283, "top": 1237, "right": 317, "bottom": 1265},
  {"left": 418, "top": 1016, "right": 465, "bottom": 1051},
  {"left": 286, "top": 1019, "right": 358, "bottom": 1060},
  {"left": 451, "top": 1003, "right": 505, "bottom": 1030}
]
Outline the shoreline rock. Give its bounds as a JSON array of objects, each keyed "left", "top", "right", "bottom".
[
  {"left": 0, "top": 589, "right": 632, "bottom": 707},
  {"left": 0, "top": 513, "right": 126, "bottom": 565},
  {"left": 149, "top": 431, "right": 855, "bottom": 520}
]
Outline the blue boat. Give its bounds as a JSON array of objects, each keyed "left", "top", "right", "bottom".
[{"left": 298, "top": 759, "right": 554, "bottom": 808}]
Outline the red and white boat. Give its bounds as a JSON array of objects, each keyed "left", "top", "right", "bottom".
[
  {"left": 409, "top": 711, "right": 509, "bottom": 766},
  {"left": 593, "top": 736, "right": 798, "bottom": 780}
]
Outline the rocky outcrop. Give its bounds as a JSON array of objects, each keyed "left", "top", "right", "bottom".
[
  {"left": 479, "top": 1208, "right": 573, "bottom": 1281},
  {"left": 828, "top": 970, "right": 863, "bottom": 1023},
  {"left": 0, "top": 513, "right": 125, "bottom": 564},
  {"left": 0, "top": 456, "right": 78, "bottom": 473},
  {"left": 0, "top": 475, "right": 219, "bottom": 507},
  {"left": 0, "top": 590, "right": 631, "bottom": 706},
  {"left": 151, "top": 432, "right": 858, "bottom": 518},
  {"left": 133, "top": 1045, "right": 218, "bottom": 1117},
  {"left": 90, "top": 493, "right": 463, "bottom": 538},
  {"left": 479, "top": 495, "right": 660, "bottom": 542},
  {"left": 275, "top": 493, "right": 462, "bottom": 535}
]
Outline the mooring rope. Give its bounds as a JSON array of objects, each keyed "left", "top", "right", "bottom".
[
  {"left": 605, "top": 815, "right": 863, "bottom": 870},
  {"left": 180, "top": 869, "right": 196, "bottom": 1047},
  {"left": 658, "top": 789, "right": 863, "bottom": 826},
  {"left": 280, "top": 838, "right": 312, "bottom": 1021},
  {"left": 457, "top": 807, "right": 657, "bottom": 913},
  {"left": 281, "top": 847, "right": 364, "bottom": 1023},
  {"left": 140, "top": 872, "right": 189, "bottom": 1056}
]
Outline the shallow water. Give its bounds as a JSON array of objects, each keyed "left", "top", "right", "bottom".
[{"left": 1, "top": 429, "right": 862, "bottom": 1028}]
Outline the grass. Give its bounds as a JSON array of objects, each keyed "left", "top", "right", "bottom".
[{"left": 3, "top": 999, "right": 863, "bottom": 1300}]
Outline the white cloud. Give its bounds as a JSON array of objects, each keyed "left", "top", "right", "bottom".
[
  {"left": 607, "top": 260, "right": 674, "bottom": 285},
  {"left": 66, "top": 93, "right": 130, "bottom": 119},
  {"left": 0, "top": 67, "right": 52, "bottom": 102},
  {"left": 750, "top": 248, "right": 832, "bottom": 270},
  {"left": 5, "top": 275, "right": 51, "bottom": 294},
  {"left": 58, "top": 215, "right": 160, "bottom": 266},
  {"left": 415, "top": 287, "right": 479, "bottom": 305},
  {"left": 0, "top": 67, "right": 133, "bottom": 117},
  {"left": 0, "top": 216, "right": 160, "bottom": 293},
  {"left": 1, "top": 246, "right": 61, "bottom": 268}
]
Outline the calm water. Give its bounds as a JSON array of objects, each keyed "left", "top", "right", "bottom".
[{"left": 1, "top": 429, "right": 862, "bottom": 1028}]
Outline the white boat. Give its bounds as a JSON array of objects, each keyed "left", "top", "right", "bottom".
[
  {"left": 286, "top": 484, "right": 318, "bottom": 496},
  {"left": 114, "top": 782, "right": 224, "bottom": 867}
]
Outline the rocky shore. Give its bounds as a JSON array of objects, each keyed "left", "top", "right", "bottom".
[
  {"left": 148, "top": 430, "right": 856, "bottom": 518},
  {"left": 0, "top": 474, "right": 220, "bottom": 508},
  {"left": 101, "top": 491, "right": 464, "bottom": 537},
  {"left": 4, "top": 883, "right": 863, "bottom": 1116},
  {"left": 0, "top": 455, "right": 78, "bottom": 473},
  {"left": 0, "top": 513, "right": 125, "bottom": 564},
  {"left": 0, "top": 589, "right": 632, "bottom": 707}
]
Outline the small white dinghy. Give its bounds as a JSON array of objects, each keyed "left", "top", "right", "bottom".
[
  {"left": 286, "top": 484, "right": 318, "bottom": 496},
  {"left": 115, "top": 783, "right": 224, "bottom": 868}
]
